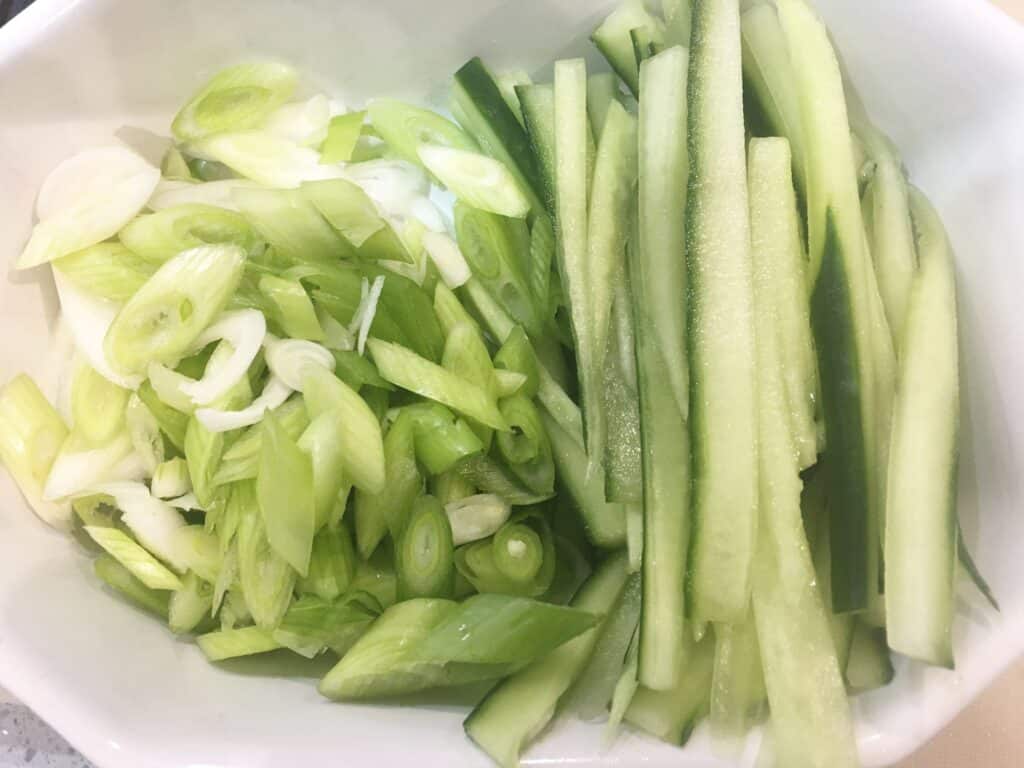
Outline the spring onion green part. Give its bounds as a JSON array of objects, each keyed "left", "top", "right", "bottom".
[
  {"left": 168, "top": 571, "right": 214, "bottom": 634},
  {"left": 53, "top": 243, "right": 155, "bottom": 303},
  {"left": 397, "top": 495, "right": 456, "bottom": 599},
  {"left": 197, "top": 625, "right": 282, "bottom": 661},
  {"left": 402, "top": 402, "right": 485, "bottom": 475},
  {"left": 367, "top": 99, "right": 477, "bottom": 167},
  {"left": 445, "top": 493, "right": 512, "bottom": 546},
  {"left": 298, "top": 524, "right": 356, "bottom": 600},
  {"left": 125, "top": 393, "right": 165, "bottom": 474},
  {"left": 492, "top": 523, "right": 545, "bottom": 584},
  {"left": 420, "top": 146, "right": 530, "bottom": 219},
  {"left": 85, "top": 526, "right": 183, "bottom": 590},
  {"left": 70, "top": 364, "right": 128, "bottom": 446},
  {"left": 496, "top": 394, "right": 555, "bottom": 496},
  {"left": 119, "top": 204, "right": 261, "bottom": 264},
  {"left": 320, "top": 110, "right": 366, "bottom": 164},
  {"left": 94, "top": 554, "right": 171, "bottom": 618},
  {"left": 259, "top": 275, "right": 324, "bottom": 341}
]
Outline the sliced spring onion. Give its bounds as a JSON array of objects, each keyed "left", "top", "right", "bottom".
[
  {"left": 0, "top": 375, "right": 71, "bottom": 527},
  {"left": 85, "top": 526, "right": 183, "bottom": 590},
  {"left": 42, "top": 431, "right": 136, "bottom": 501},
  {"left": 172, "top": 61, "right": 298, "bottom": 141},
  {"left": 419, "top": 146, "right": 530, "bottom": 219},
  {"left": 259, "top": 276, "right": 323, "bottom": 341},
  {"left": 172, "top": 524, "right": 221, "bottom": 582},
  {"left": 355, "top": 276, "right": 385, "bottom": 356},
  {"left": 302, "top": 177, "right": 387, "bottom": 248},
  {"left": 53, "top": 243, "right": 155, "bottom": 303},
  {"left": 397, "top": 495, "right": 456, "bottom": 599},
  {"left": 492, "top": 522, "right": 545, "bottom": 584},
  {"left": 19, "top": 147, "right": 160, "bottom": 269},
  {"left": 94, "top": 481, "right": 189, "bottom": 571},
  {"left": 445, "top": 493, "right": 511, "bottom": 546},
  {"left": 235, "top": 186, "right": 350, "bottom": 263},
  {"left": 190, "top": 130, "right": 343, "bottom": 188},
  {"left": 494, "top": 327, "right": 540, "bottom": 400},
  {"left": 320, "top": 110, "right": 366, "bottom": 164},
  {"left": 402, "top": 402, "right": 485, "bottom": 476},
  {"left": 494, "top": 369, "right": 527, "bottom": 398},
  {"left": 125, "top": 393, "right": 164, "bottom": 474},
  {"left": 496, "top": 394, "right": 555, "bottom": 497},
  {"left": 103, "top": 244, "right": 246, "bottom": 375},
  {"left": 264, "top": 336, "right": 335, "bottom": 391},
  {"left": 197, "top": 625, "right": 281, "bottom": 662},
  {"left": 421, "top": 231, "right": 472, "bottom": 289},
  {"left": 256, "top": 409, "right": 316, "bottom": 576},
  {"left": 433, "top": 281, "right": 480, "bottom": 337},
  {"left": 161, "top": 146, "right": 193, "bottom": 180},
  {"left": 275, "top": 592, "right": 380, "bottom": 657},
  {"left": 94, "top": 554, "right": 170, "bottom": 618},
  {"left": 70, "top": 364, "right": 129, "bottom": 445},
  {"left": 168, "top": 571, "right": 214, "bottom": 634},
  {"left": 147, "top": 178, "right": 261, "bottom": 212},
  {"left": 298, "top": 525, "right": 357, "bottom": 601},
  {"left": 343, "top": 159, "right": 431, "bottom": 221},
  {"left": 119, "top": 203, "right": 261, "bottom": 264},
  {"left": 263, "top": 94, "right": 332, "bottom": 147},
  {"left": 367, "top": 98, "right": 477, "bottom": 167},
  {"left": 151, "top": 457, "right": 191, "bottom": 499},
  {"left": 236, "top": 480, "right": 298, "bottom": 627},
  {"left": 369, "top": 339, "right": 507, "bottom": 430},
  {"left": 181, "top": 310, "right": 268, "bottom": 405},
  {"left": 136, "top": 381, "right": 188, "bottom": 452}
]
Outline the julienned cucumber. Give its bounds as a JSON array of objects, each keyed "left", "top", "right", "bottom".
[
  {"left": 685, "top": 0, "right": 759, "bottom": 626},
  {"left": 452, "top": 58, "right": 544, "bottom": 213},
  {"left": 591, "top": 0, "right": 666, "bottom": 97},
  {"left": 777, "top": 0, "right": 880, "bottom": 614},
  {"left": 464, "top": 552, "right": 630, "bottom": 768},
  {"left": 884, "top": 188, "right": 959, "bottom": 668},
  {"left": 748, "top": 136, "right": 858, "bottom": 768},
  {"left": 517, "top": 84, "right": 557, "bottom": 215},
  {"left": 632, "top": 45, "right": 690, "bottom": 691}
]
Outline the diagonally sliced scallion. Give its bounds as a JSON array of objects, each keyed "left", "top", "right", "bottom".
[
  {"left": 85, "top": 526, "right": 183, "bottom": 590},
  {"left": 418, "top": 145, "right": 530, "bottom": 219}
]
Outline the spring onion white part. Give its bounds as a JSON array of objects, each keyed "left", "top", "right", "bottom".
[
  {"left": 94, "top": 481, "right": 189, "bottom": 572},
  {"left": 172, "top": 61, "right": 298, "bottom": 141},
  {"left": 125, "top": 393, "right": 164, "bottom": 474},
  {"left": 343, "top": 159, "right": 431, "bottom": 221},
  {"left": 367, "top": 98, "right": 477, "bottom": 167},
  {"left": 180, "top": 310, "right": 267, "bottom": 405},
  {"left": 70, "top": 364, "right": 129, "bottom": 445},
  {"left": 119, "top": 203, "right": 261, "bottom": 265},
  {"left": 194, "top": 376, "right": 292, "bottom": 433},
  {"left": 317, "top": 306, "right": 355, "bottom": 351},
  {"left": 265, "top": 337, "right": 335, "bottom": 391},
  {"left": 85, "top": 526, "right": 183, "bottom": 591},
  {"left": 19, "top": 147, "right": 160, "bottom": 269},
  {"left": 103, "top": 244, "right": 246, "bottom": 376},
  {"left": 445, "top": 494, "right": 511, "bottom": 546},
  {"left": 52, "top": 272, "right": 143, "bottom": 390},
  {"left": 418, "top": 145, "right": 530, "bottom": 218},
  {"left": 0, "top": 375, "right": 71, "bottom": 527},
  {"left": 189, "top": 131, "right": 343, "bottom": 188},
  {"left": 167, "top": 492, "right": 205, "bottom": 512},
  {"left": 42, "top": 431, "right": 136, "bottom": 501},
  {"left": 169, "top": 571, "right": 214, "bottom": 634},
  {"left": 263, "top": 94, "right": 332, "bottom": 147},
  {"left": 421, "top": 231, "right": 471, "bottom": 289},
  {"left": 151, "top": 457, "right": 191, "bottom": 499},
  {"left": 356, "top": 276, "right": 385, "bottom": 355},
  {"left": 410, "top": 197, "right": 447, "bottom": 233},
  {"left": 320, "top": 110, "right": 366, "bottom": 164},
  {"left": 146, "top": 363, "right": 197, "bottom": 414},
  {"left": 147, "top": 178, "right": 261, "bottom": 212}
]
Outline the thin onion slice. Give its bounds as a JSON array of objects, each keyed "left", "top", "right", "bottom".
[
  {"left": 147, "top": 362, "right": 196, "bottom": 413},
  {"left": 264, "top": 337, "right": 335, "bottom": 392},
  {"left": 181, "top": 309, "right": 267, "bottom": 405},
  {"left": 53, "top": 272, "right": 143, "bottom": 390},
  {"left": 194, "top": 376, "right": 292, "bottom": 433}
]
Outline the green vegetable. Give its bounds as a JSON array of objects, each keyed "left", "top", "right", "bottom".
[
  {"left": 591, "top": 0, "right": 665, "bottom": 97},
  {"left": 275, "top": 592, "right": 380, "bottom": 657},
  {"left": 493, "top": 327, "right": 540, "bottom": 399},
  {"left": 298, "top": 524, "right": 356, "bottom": 600},
  {"left": 320, "top": 111, "right": 366, "bottom": 164},
  {"left": 233, "top": 187, "right": 349, "bottom": 264},
  {"left": 709, "top": 615, "right": 766, "bottom": 741},
  {"left": 516, "top": 83, "right": 557, "bottom": 214},
  {"left": 236, "top": 479, "right": 298, "bottom": 627},
  {"left": 151, "top": 457, "right": 191, "bottom": 498},
  {"left": 169, "top": 571, "right": 214, "bottom": 635},
  {"left": 259, "top": 275, "right": 325, "bottom": 341},
  {"left": 52, "top": 243, "right": 155, "bottom": 302},
  {"left": 94, "top": 554, "right": 171, "bottom": 618},
  {"left": 197, "top": 626, "right": 282, "bottom": 661},
  {"left": 402, "top": 402, "right": 485, "bottom": 475},
  {"left": 367, "top": 98, "right": 476, "bottom": 167},
  {"left": 70, "top": 364, "right": 128, "bottom": 446},
  {"left": 172, "top": 61, "right": 297, "bottom": 141},
  {"left": 303, "top": 178, "right": 410, "bottom": 262},
  {"left": 104, "top": 244, "right": 246, "bottom": 375},
  {"left": 258, "top": 411, "right": 316, "bottom": 576},
  {"left": 137, "top": 380, "right": 189, "bottom": 453},
  {"left": 420, "top": 146, "right": 530, "bottom": 219},
  {"left": 119, "top": 204, "right": 261, "bottom": 264},
  {"left": 397, "top": 495, "right": 456, "bottom": 599},
  {"left": 85, "top": 526, "right": 183, "bottom": 590},
  {"left": 495, "top": 394, "right": 555, "bottom": 496}
]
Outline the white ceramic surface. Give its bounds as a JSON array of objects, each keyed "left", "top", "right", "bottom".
[{"left": 1, "top": 1, "right": 1023, "bottom": 766}]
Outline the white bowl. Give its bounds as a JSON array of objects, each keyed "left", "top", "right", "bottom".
[{"left": 1, "top": 1, "right": 1023, "bottom": 766}]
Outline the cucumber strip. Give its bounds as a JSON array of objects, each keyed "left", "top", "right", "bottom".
[
  {"left": 662, "top": 0, "right": 692, "bottom": 48},
  {"left": 778, "top": 0, "right": 882, "bottom": 613},
  {"left": 591, "top": 0, "right": 666, "bottom": 97},
  {"left": 740, "top": 2, "right": 807, "bottom": 200},
  {"left": 845, "top": 621, "right": 894, "bottom": 692},
  {"left": 586, "top": 73, "right": 619, "bottom": 139},
  {"left": 958, "top": 521, "right": 1000, "bottom": 612},
  {"left": 709, "top": 614, "right": 766, "bottom": 743},
  {"left": 630, "top": 27, "right": 659, "bottom": 69},
  {"left": 495, "top": 69, "right": 532, "bottom": 126},
  {"left": 686, "top": 0, "right": 759, "bottom": 625},
  {"left": 580, "top": 100, "right": 638, "bottom": 473},
  {"left": 601, "top": 282, "right": 642, "bottom": 504},
  {"left": 884, "top": 188, "right": 959, "bottom": 668},
  {"left": 516, "top": 84, "right": 557, "bottom": 215},
  {"left": 464, "top": 552, "right": 629, "bottom": 768},
  {"left": 541, "top": 409, "right": 626, "bottom": 549},
  {"left": 750, "top": 121, "right": 857, "bottom": 768},
  {"left": 452, "top": 58, "right": 544, "bottom": 213},
  {"left": 624, "top": 632, "right": 714, "bottom": 745},
  {"left": 747, "top": 138, "right": 818, "bottom": 470},
  {"left": 630, "top": 44, "right": 692, "bottom": 691}
]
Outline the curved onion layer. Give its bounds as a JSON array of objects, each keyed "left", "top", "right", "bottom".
[
  {"left": 264, "top": 337, "right": 336, "bottom": 391},
  {"left": 194, "top": 376, "right": 292, "bottom": 433},
  {"left": 180, "top": 309, "right": 267, "bottom": 405}
]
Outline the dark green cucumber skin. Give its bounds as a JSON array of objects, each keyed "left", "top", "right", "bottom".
[
  {"left": 454, "top": 58, "right": 544, "bottom": 207},
  {"left": 812, "top": 210, "right": 871, "bottom": 614}
]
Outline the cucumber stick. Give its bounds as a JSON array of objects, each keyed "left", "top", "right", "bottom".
[
  {"left": 516, "top": 84, "right": 556, "bottom": 215},
  {"left": 709, "top": 613, "right": 766, "bottom": 742},
  {"left": 464, "top": 552, "right": 630, "bottom": 768},
  {"left": 778, "top": 0, "right": 881, "bottom": 613},
  {"left": 845, "top": 621, "right": 894, "bottom": 691},
  {"left": 884, "top": 188, "right": 959, "bottom": 667},
  {"left": 591, "top": 0, "right": 666, "bottom": 97},
  {"left": 746, "top": 139, "right": 818, "bottom": 469},
  {"left": 685, "top": 0, "right": 759, "bottom": 625},
  {"left": 749, "top": 136, "right": 857, "bottom": 768},
  {"left": 632, "top": 45, "right": 690, "bottom": 691},
  {"left": 602, "top": 283, "right": 642, "bottom": 505},
  {"left": 452, "top": 58, "right": 544, "bottom": 214}
]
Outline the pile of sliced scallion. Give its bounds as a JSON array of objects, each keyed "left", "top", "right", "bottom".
[{"left": 0, "top": 1, "right": 999, "bottom": 766}]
